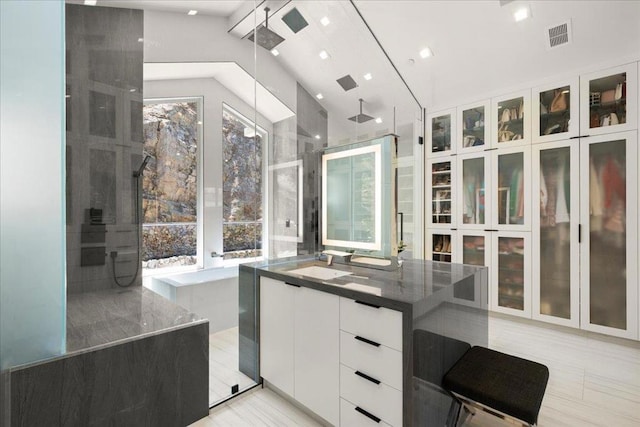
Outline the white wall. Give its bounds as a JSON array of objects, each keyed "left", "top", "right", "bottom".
[
  {"left": 144, "top": 78, "right": 274, "bottom": 269},
  {"left": 143, "top": 10, "right": 297, "bottom": 113}
]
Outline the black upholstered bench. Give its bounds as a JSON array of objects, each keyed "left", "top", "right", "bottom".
[{"left": 442, "top": 346, "right": 549, "bottom": 426}]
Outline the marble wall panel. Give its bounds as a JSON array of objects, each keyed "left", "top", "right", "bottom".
[{"left": 10, "top": 323, "right": 209, "bottom": 426}]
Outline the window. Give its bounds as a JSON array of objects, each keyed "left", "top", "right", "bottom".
[
  {"left": 142, "top": 98, "right": 202, "bottom": 270},
  {"left": 222, "top": 104, "right": 266, "bottom": 260}
]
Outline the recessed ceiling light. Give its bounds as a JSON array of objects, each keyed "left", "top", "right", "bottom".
[
  {"left": 375, "top": 117, "right": 382, "bottom": 124},
  {"left": 419, "top": 47, "right": 433, "bottom": 58},
  {"left": 137, "top": 38, "right": 144, "bottom": 43},
  {"left": 319, "top": 50, "right": 330, "bottom": 60},
  {"left": 315, "top": 135, "right": 321, "bottom": 140},
  {"left": 316, "top": 93, "right": 324, "bottom": 100},
  {"left": 84, "top": 0, "right": 97, "bottom": 5},
  {"left": 320, "top": 16, "right": 330, "bottom": 26},
  {"left": 129, "top": 89, "right": 136, "bottom": 93},
  {"left": 188, "top": 10, "right": 198, "bottom": 16},
  {"left": 65, "top": 94, "right": 71, "bottom": 98},
  {"left": 514, "top": 7, "right": 530, "bottom": 22},
  {"left": 363, "top": 73, "right": 372, "bottom": 81},
  {"left": 271, "top": 48, "right": 280, "bottom": 57}
]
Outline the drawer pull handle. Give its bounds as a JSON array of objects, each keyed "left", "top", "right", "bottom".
[
  {"left": 355, "top": 300, "right": 381, "bottom": 309},
  {"left": 354, "top": 335, "right": 380, "bottom": 347},
  {"left": 355, "top": 406, "right": 381, "bottom": 423},
  {"left": 285, "top": 282, "right": 300, "bottom": 288},
  {"left": 355, "top": 370, "right": 381, "bottom": 385}
]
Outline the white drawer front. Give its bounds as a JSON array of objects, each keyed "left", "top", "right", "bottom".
[
  {"left": 339, "top": 297, "right": 403, "bottom": 351},
  {"left": 340, "top": 365, "right": 402, "bottom": 427},
  {"left": 340, "top": 330, "right": 402, "bottom": 391},
  {"left": 340, "top": 398, "right": 393, "bottom": 427}
]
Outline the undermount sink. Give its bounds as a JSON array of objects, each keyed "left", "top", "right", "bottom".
[{"left": 286, "top": 266, "right": 353, "bottom": 281}]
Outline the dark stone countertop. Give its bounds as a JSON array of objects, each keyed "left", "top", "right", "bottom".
[{"left": 240, "top": 256, "right": 487, "bottom": 313}]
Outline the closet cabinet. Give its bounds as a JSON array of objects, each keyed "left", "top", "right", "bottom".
[
  {"left": 426, "top": 158, "right": 456, "bottom": 228},
  {"left": 426, "top": 229, "right": 455, "bottom": 263},
  {"left": 425, "top": 60, "right": 639, "bottom": 340},
  {"left": 456, "top": 152, "right": 490, "bottom": 230},
  {"left": 454, "top": 230, "right": 491, "bottom": 308},
  {"left": 492, "top": 90, "right": 531, "bottom": 148},
  {"left": 490, "top": 232, "right": 532, "bottom": 318},
  {"left": 427, "top": 108, "right": 456, "bottom": 157},
  {"left": 579, "top": 63, "right": 638, "bottom": 136},
  {"left": 491, "top": 146, "right": 531, "bottom": 231},
  {"left": 532, "top": 78, "right": 580, "bottom": 143},
  {"left": 457, "top": 99, "right": 490, "bottom": 153},
  {"left": 579, "top": 131, "right": 638, "bottom": 340},
  {"left": 532, "top": 140, "right": 580, "bottom": 328}
]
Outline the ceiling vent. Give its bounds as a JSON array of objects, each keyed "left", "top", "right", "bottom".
[
  {"left": 336, "top": 75, "right": 358, "bottom": 92},
  {"left": 546, "top": 21, "right": 572, "bottom": 50}
]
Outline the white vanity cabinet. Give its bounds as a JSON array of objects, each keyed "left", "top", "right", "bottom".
[
  {"left": 259, "top": 277, "right": 340, "bottom": 425},
  {"left": 339, "top": 297, "right": 403, "bottom": 427}
]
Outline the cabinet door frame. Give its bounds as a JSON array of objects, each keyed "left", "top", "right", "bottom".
[
  {"left": 579, "top": 62, "right": 638, "bottom": 137},
  {"left": 456, "top": 151, "right": 492, "bottom": 230},
  {"left": 427, "top": 107, "right": 457, "bottom": 158},
  {"left": 532, "top": 139, "right": 580, "bottom": 328},
  {"left": 490, "top": 231, "right": 532, "bottom": 318},
  {"left": 579, "top": 131, "right": 638, "bottom": 340},
  {"left": 426, "top": 157, "right": 456, "bottom": 228},
  {"left": 491, "top": 89, "right": 532, "bottom": 148},
  {"left": 532, "top": 77, "right": 580, "bottom": 144},
  {"left": 491, "top": 145, "right": 532, "bottom": 231},
  {"left": 457, "top": 99, "right": 491, "bottom": 154}
]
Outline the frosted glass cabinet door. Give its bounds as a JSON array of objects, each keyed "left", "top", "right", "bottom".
[
  {"left": 454, "top": 230, "right": 492, "bottom": 308},
  {"left": 491, "top": 232, "right": 531, "bottom": 318},
  {"left": 428, "top": 108, "right": 456, "bottom": 157},
  {"left": 532, "top": 141, "right": 580, "bottom": 328},
  {"left": 580, "top": 63, "right": 638, "bottom": 136},
  {"left": 457, "top": 100, "right": 490, "bottom": 153},
  {"left": 427, "top": 159, "right": 455, "bottom": 227},
  {"left": 532, "top": 78, "right": 579, "bottom": 143},
  {"left": 491, "top": 146, "right": 531, "bottom": 231},
  {"left": 492, "top": 90, "right": 531, "bottom": 148},
  {"left": 580, "top": 132, "right": 638, "bottom": 340},
  {"left": 456, "top": 152, "right": 490, "bottom": 229}
]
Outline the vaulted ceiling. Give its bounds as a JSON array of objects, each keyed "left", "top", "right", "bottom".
[{"left": 68, "top": 0, "right": 640, "bottom": 141}]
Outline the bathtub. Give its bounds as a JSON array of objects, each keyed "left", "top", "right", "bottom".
[{"left": 148, "top": 266, "right": 239, "bottom": 334}]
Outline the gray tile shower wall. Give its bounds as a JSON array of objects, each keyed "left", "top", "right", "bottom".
[{"left": 65, "top": 4, "right": 144, "bottom": 293}]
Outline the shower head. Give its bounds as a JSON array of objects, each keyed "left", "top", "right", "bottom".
[
  {"left": 133, "top": 155, "right": 152, "bottom": 178},
  {"left": 248, "top": 7, "right": 285, "bottom": 51},
  {"left": 348, "top": 99, "right": 375, "bottom": 123}
]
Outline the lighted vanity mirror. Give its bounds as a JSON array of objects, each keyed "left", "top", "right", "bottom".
[{"left": 321, "top": 134, "right": 397, "bottom": 259}]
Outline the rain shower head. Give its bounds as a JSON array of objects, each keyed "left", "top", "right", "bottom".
[
  {"left": 348, "top": 99, "right": 375, "bottom": 123},
  {"left": 248, "top": 7, "right": 285, "bottom": 51}
]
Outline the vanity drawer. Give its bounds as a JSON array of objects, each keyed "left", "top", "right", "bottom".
[
  {"left": 340, "top": 364, "right": 402, "bottom": 427},
  {"left": 340, "top": 330, "right": 402, "bottom": 391},
  {"left": 340, "top": 398, "right": 393, "bottom": 427},
  {"left": 340, "top": 297, "right": 403, "bottom": 351}
]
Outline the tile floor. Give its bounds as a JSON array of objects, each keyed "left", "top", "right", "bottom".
[{"left": 194, "top": 313, "right": 640, "bottom": 426}]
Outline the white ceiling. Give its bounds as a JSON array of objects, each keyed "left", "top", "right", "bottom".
[{"left": 71, "top": 0, "right": 640, "bottom": 141}]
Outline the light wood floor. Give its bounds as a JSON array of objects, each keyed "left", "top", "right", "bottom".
[
  {"left": 209, "top": 327, "right": 256, "bottom": 405},
  {"left": 195, "top": 315, "right": 640, "bottom": 426}
]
